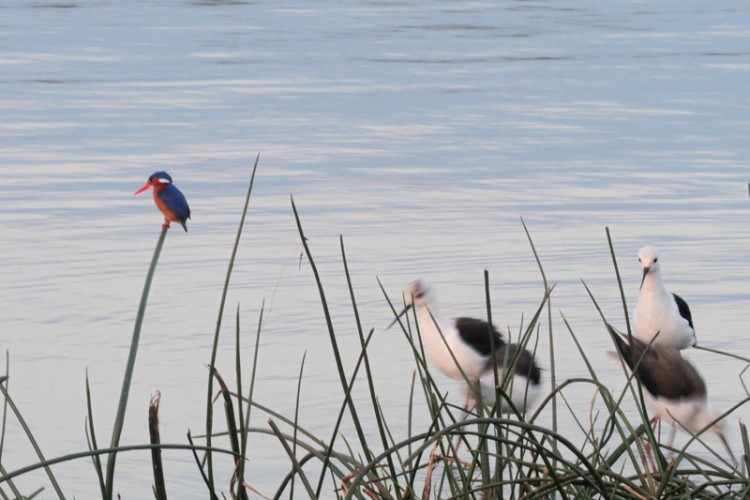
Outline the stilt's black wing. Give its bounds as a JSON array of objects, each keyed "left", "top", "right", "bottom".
[
  {"left": 672, "top": 293, "right": 694, "bottom": 329},
  {"left": 491, "top": 344, "right": 541, "bottom": 385},
  {"left": 454, "top": 317, "right": 504, "bottom": 357},
  {"left": 606, "top": 323, "right": 704, "bottom": 400}
]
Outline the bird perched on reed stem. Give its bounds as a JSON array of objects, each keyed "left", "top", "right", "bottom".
[{"left": 134, "top": 171, "right": 191, "bottom": 232}]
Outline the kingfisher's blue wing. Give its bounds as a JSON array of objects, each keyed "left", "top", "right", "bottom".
[{"left": 160, "top": 185, "right": 191, "bottom": 222}]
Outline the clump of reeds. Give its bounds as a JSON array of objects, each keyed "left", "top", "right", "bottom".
[{"left": 1, "top": 163, "right": 749, "bottom": 498}]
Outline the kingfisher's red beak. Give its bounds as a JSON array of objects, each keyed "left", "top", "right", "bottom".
[{"left": 134, "top": 181, "right": 151, "bottom": 195}]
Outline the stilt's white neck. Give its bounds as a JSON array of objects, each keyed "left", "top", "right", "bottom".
[
  {"left": 414, "top": 303, "right": 439, "bottom": 333},
  {"left": 642, "top": 269, "right": 665, "bottom": 292}
]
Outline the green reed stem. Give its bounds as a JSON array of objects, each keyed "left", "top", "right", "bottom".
[
  {"left": 237, "top": 300, "right": 264, "bottom": 492},
  {"left": 339, "top": 236, "right": 402, "bottom": 499},
  {"left": 0, "top": 464, "right": 21, "bottom": 500},
  {"left": 345, "top": 417, "right": 608, "bottom": 499},
  {"left": 582, "top": 280, "right": 657, "bottom": 484},
  {"left": 290, "top": 197, "right": 374, "bottom": 465},
  {"left": 233, "top": 305, "right": 244, "bottom": 488},
  {"left": 104, "top": 223, "right": 168, "bottom": 500},
  {"left": 521, "top": 217, "right": 558, "bottom": 467},
  {"left": 481, "top": 269, "right": 510, "bottom": 492},
  {"left": 290, "top": 353, "right": 306, "bottom": 499},
  {"left": 605, "top": 227, "right": 632, "bottom": 337},
  {"left": 0, "top": 380, "right": 66, "bottom": 497},
  {"left": 313, "top": 329, "right": 385, "bottom": 498},
  {"left": 273, "top": 452, "right": 316, "bottom": 499},
  {"left": 695, "top": 345, "right": 750, "bottom": 364},
  {"left": 84, "top": 370, "right": 106, "bottom": 498},
  {"left": 229, "top": 306, "right": 250, "bottom": 500},
  {"left": 0, "top": 352, "right": 7, "bottom": 463},
  {"left": 740, "top": 420, "right": 750, "bottom": 477},
  {"left": 148, "top": 392, "right": 167, "bottom": 500},
  {"left": 2, "top": 442, "right": 239, "bottom": 485},
  {"left": 205, "top": 154, "right": 259, "bottom": 493},
  {"left": 268, "top": 419, "right": 317, "bottom": 499},
  {"left": 604, "top": 227, "right": 665, "bottom": 478},
  {"left": 0, "top": 355, "right": 19, "bottom": 500},
  {"left": 186, "top": 432, "right": 220, "bottom": 500}
]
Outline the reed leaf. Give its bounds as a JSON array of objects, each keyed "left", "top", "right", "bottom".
[
  {"left": 148, "top": 392, "right": 167, "bottom": 500},
  {"left": 290, "top": 197, "right": 374, "bottom": 467},
  {"left": 0, "top": 368, "right": 65, "bottom": 498},
  {"left": 313, "top": 329, "right": 389, "bottom": 498},
  {"left": 0, "top": 463, "right": 23, "bottom": 500},
  {"left": 84, "top": 370, "right": 106, "bottom": 498},
  {"left": 520, "top": 216, "right": 558, "bottom": 465},
  {"left": 340, "top": 236, "right": 402, "bottom": 499},
  {"left": 238, "top": 299, "right": 265, "bottom": 492},
  {"left": 1, "top": 442, "right": 239, "bottom": 485},
  {"left": 290, "top": 351, "right": 306, "bottom": 500},
  {"left": 187, "top": 431, "right": 220, "bottom": 500},
  {"left": 0, "top": 352, "right": 8, "bottom": 463},
  {"left": 268, "top": 419, "right": 317, "bottom": 499},
  {"left": 205, "top": 154, "right": 260, "bottom": 493}
]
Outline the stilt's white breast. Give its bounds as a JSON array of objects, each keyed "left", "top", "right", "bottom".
[
  {"left": 416, "top": 308, "right": 488, "bottom": 380},
  {"left": 633, "top": 246, "right": 696, "bottom": 349}
]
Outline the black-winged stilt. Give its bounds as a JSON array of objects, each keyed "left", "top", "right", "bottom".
[
  {"left": 606, "top": 324, "right": 734, "bottom": 463},
  {"left": 391, "top": 280, "right": 542, "bottom": 413},
  {"left": 633, "top": 246, "right": 697, "bottom": 349}
]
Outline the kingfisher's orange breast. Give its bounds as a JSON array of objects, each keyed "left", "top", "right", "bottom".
[{"left": 153, "top": 189, "right": 179, "bottom": 221}]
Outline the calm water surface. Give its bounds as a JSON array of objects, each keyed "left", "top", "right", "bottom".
[{"left": 2, "top": 1, "right": 750, "bottom": 497}]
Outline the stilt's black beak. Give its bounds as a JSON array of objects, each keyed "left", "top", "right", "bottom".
[
  {"left": 388, "top": 304, "right": 412, "bottom": 329},
  {"left": 640, "top": 267, "right": 650, "bottom": 290},
  {"left": 719, "top": 432, "right": 738, "bottom": 467}
]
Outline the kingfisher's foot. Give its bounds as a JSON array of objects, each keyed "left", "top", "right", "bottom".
[{"left": 162, "top": 221, "right": 172, "bottom": 229}]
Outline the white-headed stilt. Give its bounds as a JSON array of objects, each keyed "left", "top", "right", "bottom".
[
  {"left": 633, "top": 246, "right": 697, "bottom": 350},
  {"left": 391, "top": 280, "right": 542, "bottom": 414}
]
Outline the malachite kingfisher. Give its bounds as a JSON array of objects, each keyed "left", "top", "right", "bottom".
[{"left": 134, "top": 171, "right": 191, "bottom": 232}]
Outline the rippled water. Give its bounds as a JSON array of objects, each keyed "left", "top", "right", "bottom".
[{"left": 3, "top": 1, "right": 750, "bottom": 497}]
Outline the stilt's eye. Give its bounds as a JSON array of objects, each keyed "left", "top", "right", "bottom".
[
  {"left": 653, "top": 258, "right": 658, "bottom": 263},
  {"left": 638, "top": 258, "right": 641, "bottom": 262}
]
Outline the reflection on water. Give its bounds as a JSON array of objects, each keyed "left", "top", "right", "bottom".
[{"left": 2, "top": 0, "right": 750, "bottom": 496}]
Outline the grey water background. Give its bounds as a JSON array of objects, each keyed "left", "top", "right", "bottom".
[{"left": 3, "top": 0, "right": 750, "bottom": 497}]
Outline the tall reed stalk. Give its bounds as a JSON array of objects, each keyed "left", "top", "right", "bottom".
[
  {"left": 204, "top": 155, "right": 259, "bottom": 493},
  {"left": 104, "top": 223, "right": 168, "bottom": 500}
]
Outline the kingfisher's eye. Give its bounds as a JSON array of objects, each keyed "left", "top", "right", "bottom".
[
  {"left": 654, "top": 258, "right": 658, "bottom": 263},
  {"left": 638, "top": 258, "right": 641, "bottom": 262}
]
